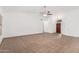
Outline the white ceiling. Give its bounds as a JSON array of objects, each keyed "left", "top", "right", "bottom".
[{"left": 2, "top": 6, "right": 79, "bottom": 14}]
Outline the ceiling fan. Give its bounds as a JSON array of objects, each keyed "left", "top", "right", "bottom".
[{"left": 41, "top": 6, "right": 53, "bottom": 17}]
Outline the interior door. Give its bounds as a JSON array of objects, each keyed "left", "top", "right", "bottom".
[{"left": 56, "top": 23, "right": 61, "bottom": 33}]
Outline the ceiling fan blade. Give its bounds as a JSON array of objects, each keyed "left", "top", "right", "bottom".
[
  {"left": 47, "top": 11, "right": 52, "bottom": 15},
  {"left": 48, "top": 14, "right": 52, "bottom": 15}
]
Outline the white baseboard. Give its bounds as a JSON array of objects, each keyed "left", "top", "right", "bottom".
[
  {"left": 4, "top": 32, "right": 43, "bottom": 38},
  {"left": 62, "top": 33, "right": 79, "bottom": 37}
]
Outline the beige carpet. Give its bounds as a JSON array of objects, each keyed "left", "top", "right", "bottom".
[{"left": 0, "top": 33, "right": 79, "bottom": 53}]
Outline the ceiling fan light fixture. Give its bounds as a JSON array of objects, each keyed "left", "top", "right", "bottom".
[
  {"left": 43, "top": 13, "right": 47, "bottom": 17},
  {"left": 41, "top": 6, "right": 52, "bottom": 17}
]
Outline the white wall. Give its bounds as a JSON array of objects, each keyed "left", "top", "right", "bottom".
[
  {"left": 0, "top": 7, "right": 3, "bottom": 44},
  {"left": 62, "top": 9, "right": 79, "bottom": 37},
  {"left": 4, "top": 12, "right": 43, "bottom": 38},
  {"left": 44, "top": 15, "right": 56, "bottom": 33},
  {"left": 44, "top": 9, "right": 79, "bottom": 37},
  {"left": 4, "top": 7, "right": 79, "bottom": 38}
]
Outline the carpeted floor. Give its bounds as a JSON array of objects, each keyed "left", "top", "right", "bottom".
[{"left": 0, "top": 33, "right": 79, "bottom": 53}]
